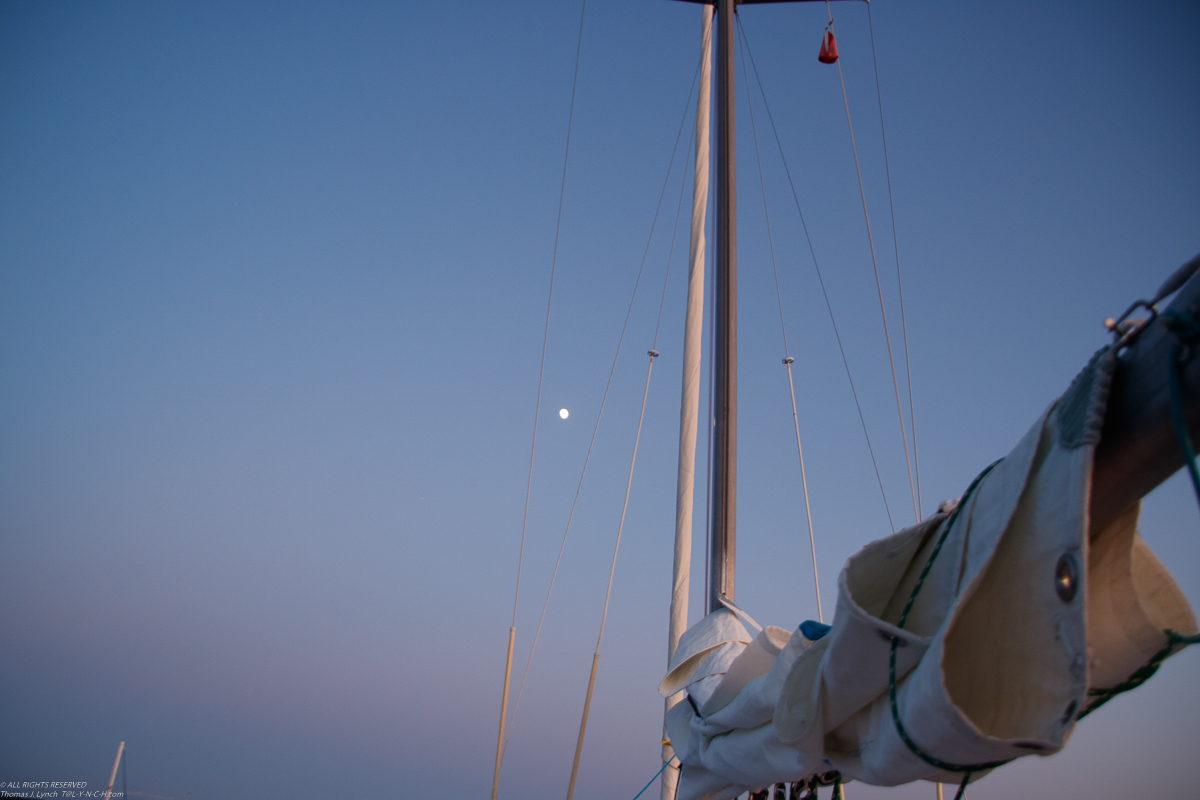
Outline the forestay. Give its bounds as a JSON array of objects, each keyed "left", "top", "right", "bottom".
[{"left": 660, "top": 350, "right": 1197, "bottom": 800}]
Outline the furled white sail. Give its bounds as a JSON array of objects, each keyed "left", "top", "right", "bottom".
[
  {"left": 661, "top": 350, "right": 1197, "bottom": 800},
  {"left": 662, "top": 6, "right": 712, "bottom": 800}
]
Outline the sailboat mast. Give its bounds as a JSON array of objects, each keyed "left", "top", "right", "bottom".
[{"left": 709, "top": 0, "right": 737, "bottom": 614}]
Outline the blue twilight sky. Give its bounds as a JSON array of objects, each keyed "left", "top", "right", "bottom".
[{"left": 1, "top": 1, "right": 1198, "bottom": 798}]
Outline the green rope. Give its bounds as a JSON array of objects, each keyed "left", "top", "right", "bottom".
[
  {"left": 886, "top": 460, "right": 1014, "bottom": 776},
  {"left": 877, "top": 306, "right": 1200, "bottom": 787},
  {"left": 1078, "top": 629, "right": 1200, "bottom": 720},
  {"left": 952, "top": 772, "right": 971, "bottom": 800},
  {"left": 894, "top": 462, "right": 998, "bottom": 631}
]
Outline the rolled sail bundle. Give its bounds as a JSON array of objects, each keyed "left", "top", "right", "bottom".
[{"left": 660, "top": 349, "right": 1197, "bottom": 800}]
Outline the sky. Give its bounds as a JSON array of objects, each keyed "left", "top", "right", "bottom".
[{"left": 1, "top": 1, "right": 1198, "bottom": 798}]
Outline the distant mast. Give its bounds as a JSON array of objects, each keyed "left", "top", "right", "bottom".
[{"left": 103, "top": 741, "right": 125, "bottom": 800}]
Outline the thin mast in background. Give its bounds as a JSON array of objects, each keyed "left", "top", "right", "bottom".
[{"left": 103, "top": 741, "right": 125, "bottom": 800}]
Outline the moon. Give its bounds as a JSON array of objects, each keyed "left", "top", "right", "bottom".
[{"left": 559, "top": 408, "right": 569, "bottom": 420}]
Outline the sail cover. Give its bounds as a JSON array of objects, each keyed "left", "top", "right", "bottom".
[{"left": 660, "top": 349, "right": 1197, "bottom": 800}]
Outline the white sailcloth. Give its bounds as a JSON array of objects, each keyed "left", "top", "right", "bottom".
[
  {"left": 662, "top": 6, "right": 712, "bottom": 800},
  {"left": 661, "top": 350, "right": 1197, "bottom": 800}
]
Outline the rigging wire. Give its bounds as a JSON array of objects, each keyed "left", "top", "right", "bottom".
[
  {"left": 492, "top": 3, "right": 587, "bottom": 796},
  {"left": 509, "top": 0, "right": 587, "bottom": 634},
  {"left": 825, "top": 0, "right": 920, "bottom": 525},
  {"left": 737, "top": 19, "right": 895, "bottom": 533},
  {"left": 503, "top": 55, "right": 703, "bottom": 755},
  {"left": 567, "top": 178, "right": 683, "bottom": 799},
  {"left": 735, "top": 19, "right": 823, "bottom": 622},
  {"left": 566, "top": 348, "right": 659, "bottom": 800},
  {"left": 566, "top": 92, "right": 692, "bottom": 800},
  {"left": 867, "top": 2, "right": 922, "bottom": 518}
]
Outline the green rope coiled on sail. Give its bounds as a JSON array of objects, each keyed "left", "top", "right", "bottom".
[
  {"left": 879, "top": 305, "right": 1200, "bottom": 789},
  {"left": 1074, "top": 307, "right": 1200, "bottom": 717},
  {"left": 885, "top": 460, "right": 1014, "bottom": 780},
  {"left": 1078, "top": 629, "right": 1200, "bottom": 720}
]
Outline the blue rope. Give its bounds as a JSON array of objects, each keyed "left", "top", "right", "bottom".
[{"left": 630, "top": 756, "right": 678, "bottom": 800}]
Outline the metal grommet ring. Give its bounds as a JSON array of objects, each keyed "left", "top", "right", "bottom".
[{"left": 1055, "top": 552, "right": 1079, "bottom": 602}]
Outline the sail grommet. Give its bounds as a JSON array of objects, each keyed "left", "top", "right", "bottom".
[{"left": 1055, "top": 552, "right": 1079, "bottom": 602}]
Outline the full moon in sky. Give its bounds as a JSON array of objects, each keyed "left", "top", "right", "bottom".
[{"left": 559, "top": 408, "right": 569, "bottom": 420}]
